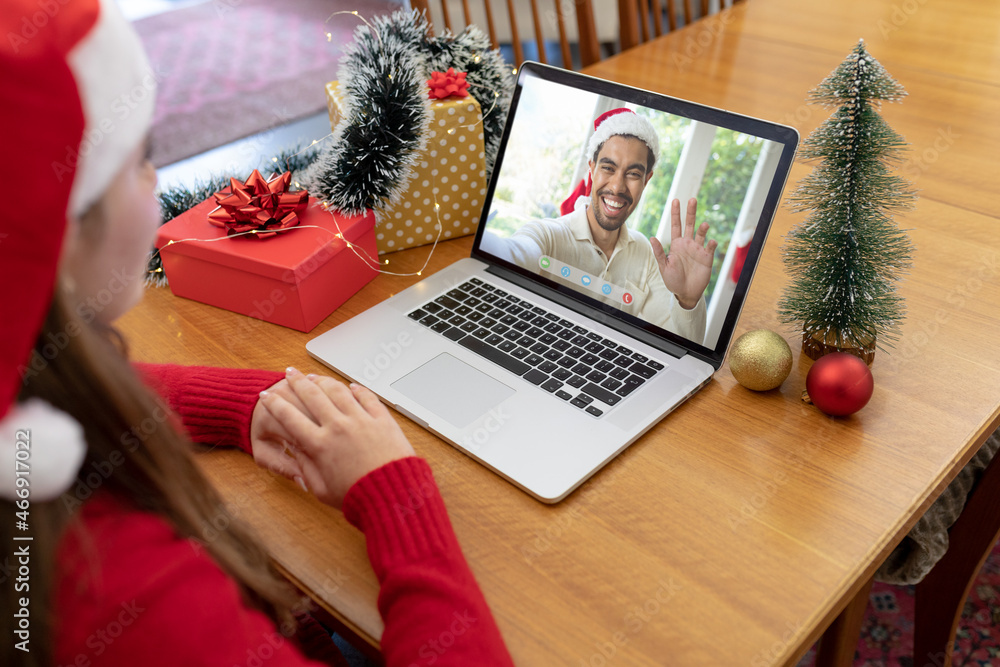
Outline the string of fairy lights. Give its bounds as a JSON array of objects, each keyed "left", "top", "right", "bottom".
[
  {"left": 152, "top": 218, "right": 439, "bottom": 278},
  {"left": 149, "top": 10, "right": 513, "bottom": 282}
]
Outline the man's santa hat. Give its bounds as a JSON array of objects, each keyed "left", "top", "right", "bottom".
[
  {"left": 0, "top": 0, "right": 155, "bottom": 501},
  {"left": 560, "top": 108, "right": 661, "bottom": 215}
]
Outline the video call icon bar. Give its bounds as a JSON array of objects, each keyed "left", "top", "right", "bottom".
[{"left": 538, "top": 256, "right": 633, "bottom": 306}]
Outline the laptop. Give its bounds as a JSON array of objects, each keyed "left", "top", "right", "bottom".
[{"left": 307, "top": 61, "right": 798, "bottom": 503}]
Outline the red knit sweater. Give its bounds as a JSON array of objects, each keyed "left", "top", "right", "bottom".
[{"left": 54, "top": 364, "right": 513, "bottom": 667}]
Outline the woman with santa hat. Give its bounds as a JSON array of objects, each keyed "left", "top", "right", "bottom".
[{"left": 0, "top": 2, "right": 512, "bottom": 665}]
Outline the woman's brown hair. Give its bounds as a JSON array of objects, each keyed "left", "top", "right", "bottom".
[{"left": 1, "top": 287, "right": 300, "bottom": 667}]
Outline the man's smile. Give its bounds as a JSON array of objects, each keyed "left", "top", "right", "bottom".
[{"left": 598, "top": 192, "right": 631, "bottom": 217}]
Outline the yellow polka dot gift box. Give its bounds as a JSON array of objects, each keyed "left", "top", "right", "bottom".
[{"left": 325, "top": 81, "right": 488, "bottom": 254}]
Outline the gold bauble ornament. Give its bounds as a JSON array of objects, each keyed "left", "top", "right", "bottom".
[{"left": 728, "top": 329, "right": 793, "bottom": 391}]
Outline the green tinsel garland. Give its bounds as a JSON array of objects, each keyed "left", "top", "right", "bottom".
[
  {"left": 301, "top": 10, "right": 432, "bottom": 217},
  {"left": 303, "top": 9, "right": 514, "bottom": 218}
]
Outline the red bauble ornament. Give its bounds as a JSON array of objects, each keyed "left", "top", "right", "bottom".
[{"left": 805, "top": 352, "right": 874, "bottom": 416}]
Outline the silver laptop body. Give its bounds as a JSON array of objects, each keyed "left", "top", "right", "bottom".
[{"left": 307, "top": 62, "right": 798, "bottom": 502}]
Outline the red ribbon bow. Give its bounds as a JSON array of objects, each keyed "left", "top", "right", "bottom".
[
  {"left": 207, "top": 170, "right": 308, "bottom": 239},
  {"left": 427, "top": 68, "right": 470, "bottom": 100}
]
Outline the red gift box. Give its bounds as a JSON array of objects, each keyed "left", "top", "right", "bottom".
[{"left": 156, "top": 197, "right": 378, "bottom": 332}]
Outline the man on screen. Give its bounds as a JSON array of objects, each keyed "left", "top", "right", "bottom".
[{"left": 498, "top": 108, "right": 717, "bottom": 344}]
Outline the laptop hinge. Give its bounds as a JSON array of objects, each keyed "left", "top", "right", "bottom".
[{"left": 485, "top": 264, "right": 689, "bottom": 360}]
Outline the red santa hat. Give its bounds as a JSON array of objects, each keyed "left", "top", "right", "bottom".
[
  {"left": 0, "top": 0, "right": 156, "bottom": 501},
  {"left": 560, "top": 108, "right": 661, "bottom": 215}
]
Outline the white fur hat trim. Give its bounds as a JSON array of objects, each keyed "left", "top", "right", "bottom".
[
  {"left": 1, "top": 400, "right": 86, "bottom": 503},
  {"left": 586, "top": 109, "right": 660, "bottom": 168},
  {"left": 67, "top": 0, "right": 156, "bottom": 217}
]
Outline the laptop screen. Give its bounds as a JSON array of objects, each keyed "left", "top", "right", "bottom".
[{"left": 472, "top": 62, "right": 798, "bottom": 369}]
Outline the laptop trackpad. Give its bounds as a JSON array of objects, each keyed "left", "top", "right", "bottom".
[{"left": 391, "top": 353, "right": 516, "bottom": 429}]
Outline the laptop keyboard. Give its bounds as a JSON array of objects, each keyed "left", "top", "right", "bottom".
[{"left": 406, "top": 277, "right": 665, "bottom": 418}]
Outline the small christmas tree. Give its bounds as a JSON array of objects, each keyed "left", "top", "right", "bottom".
[{"left": 778, "top": 40, "right": 915, "bottom": 362}]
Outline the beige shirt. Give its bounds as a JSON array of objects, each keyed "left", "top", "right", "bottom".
[{"left": 504, "top": 207, "right": 707, "bottom": 344}]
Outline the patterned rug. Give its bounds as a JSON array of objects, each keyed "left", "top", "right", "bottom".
[
  {"left": 134, "top": 0, "right": 402, "bottom": 167},
  {"left": 796, "top": 538, "right": 1000, "bottom": 666}
]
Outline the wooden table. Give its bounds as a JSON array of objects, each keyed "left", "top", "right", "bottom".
[{"left": 120, "top": 0, "right": 1000, "bottom": 663}]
